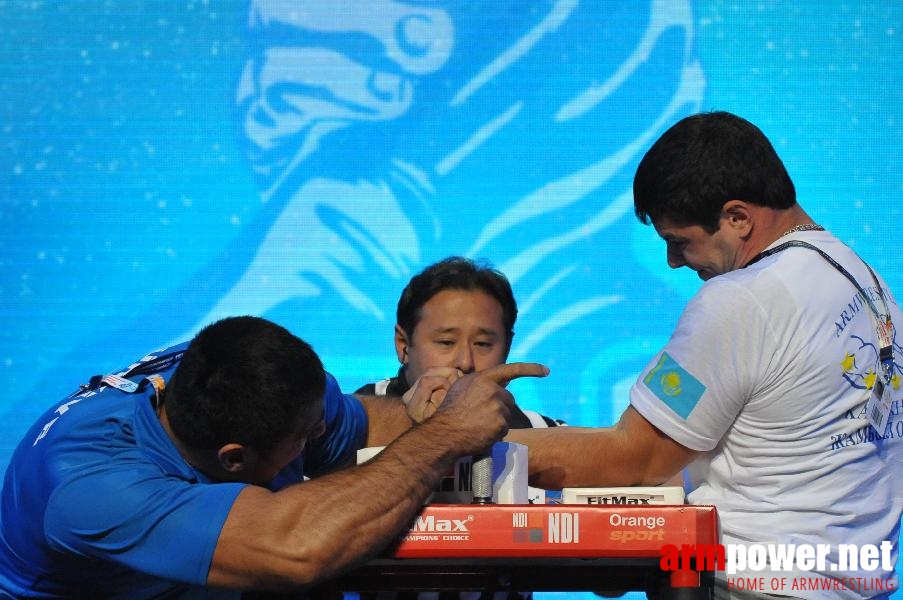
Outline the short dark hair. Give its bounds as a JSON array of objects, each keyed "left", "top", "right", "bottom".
[
  {"left": 396, "top": 257, "right": 517, "bottom": 340},
  {"left": 633, "top": 111, "right": 796, "bottom": 232},
  {"left": 165, "top": 316, "right": 326, "bottom": 454}
]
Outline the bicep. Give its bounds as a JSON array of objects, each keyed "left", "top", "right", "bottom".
[{"left": 208, "top": 486, "right": 295, "bottom": 589}]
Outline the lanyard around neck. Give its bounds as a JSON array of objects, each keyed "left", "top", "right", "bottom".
[{"left": 746, "top": 240, "right": 894, "bottom": 370}]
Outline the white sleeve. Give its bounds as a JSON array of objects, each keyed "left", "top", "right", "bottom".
[{"left": 630, "top": 276, "right": 778, "bottom": 451}]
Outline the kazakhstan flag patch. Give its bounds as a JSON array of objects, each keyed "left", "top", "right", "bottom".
[{"left": 643, "top": 352, "right": 706, "bottom": 419}]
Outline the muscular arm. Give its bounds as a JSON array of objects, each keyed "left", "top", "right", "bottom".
[
  {"left": 505, "top": 406, "right": 698, "bottom": 489},
  {"left": 207, "top": 362, "right": 547, "bottom": 591},
  {"left": 209, "top": 418, "right": 456, "bottom": 590}
]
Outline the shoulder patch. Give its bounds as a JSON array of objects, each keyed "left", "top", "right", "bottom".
[{"left": 642, "top": 352, "right": 706, "bottom": 419}]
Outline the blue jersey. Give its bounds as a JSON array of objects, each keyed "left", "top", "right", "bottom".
[{"left": 0, "top": 342, "right": 367, "bottom": 598}]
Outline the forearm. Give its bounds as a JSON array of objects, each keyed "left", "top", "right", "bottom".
[
  {"left": 506, "top": 426, "right": 641, "bottom": 489},
  {"left": 506, "top": 408, "right": 695, "bottom": 489},
  {"left": 209, "top": 418, "right": 458, "bottom": 590},
  {"left": 357, "top": 394, "right": 413, "bottom": 447}
]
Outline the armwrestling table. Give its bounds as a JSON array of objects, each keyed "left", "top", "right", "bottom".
[{"left": 312, "top": 504, "right": 719, "bottom": 600}]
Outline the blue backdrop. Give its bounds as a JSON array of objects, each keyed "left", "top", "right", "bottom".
[{"left": 2, "top": 2, "right": 901, "bottom": 597}]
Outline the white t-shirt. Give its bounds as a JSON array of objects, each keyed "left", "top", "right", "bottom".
[{"left": 631, "top": 231, "right": 903, "bottom": 599}]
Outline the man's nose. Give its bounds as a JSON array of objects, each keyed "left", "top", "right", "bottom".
[
  {"left": 667, "top": 249, "right": 685, "bottom": 269},
  {"left": 454, "top": 346, "right": 475, "bottom": 373}
]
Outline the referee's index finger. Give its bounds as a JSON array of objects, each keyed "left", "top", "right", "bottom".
[{"left": 482, "top": 362, "right": 550, "bottom": 386}]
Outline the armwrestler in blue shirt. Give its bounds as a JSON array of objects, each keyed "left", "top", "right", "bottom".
[{"left": 0, "top": 316, "right": 547, "bottom": 598}]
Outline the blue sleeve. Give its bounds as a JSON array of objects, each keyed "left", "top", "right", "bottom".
[
  {"left": 45, "top": 468, "right": 245, "bottom": 586},
  {"left": 303, "top": 372, "right": 368, "bottom": 477}
]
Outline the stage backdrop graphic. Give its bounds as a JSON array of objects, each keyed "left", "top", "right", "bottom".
[{"left": 1, "top": 2, "right": 901, "bottom": 598}]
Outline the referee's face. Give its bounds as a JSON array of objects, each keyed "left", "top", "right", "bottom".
[{"left": 400, "top": 289, "right": 510, "bottom": 387}]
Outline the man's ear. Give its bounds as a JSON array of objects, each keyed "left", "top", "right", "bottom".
[
  {"left": 394, "top": 324, "right": 410, "bottom": 364},
  {"left": 721, "top": 200, "right": 753, "bottom": 237},
  {"left": 217, "top": 443, "right": 257, "bottom": 474}
]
